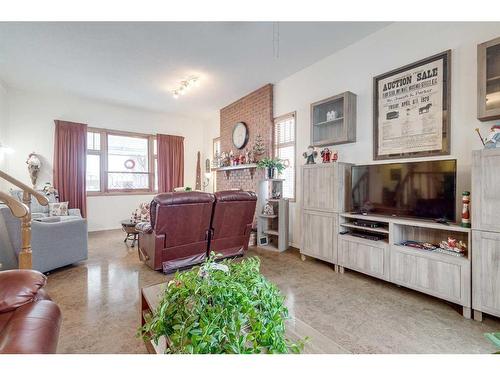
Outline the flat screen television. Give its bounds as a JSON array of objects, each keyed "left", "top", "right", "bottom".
[{"left": 351, "top": 159, "right": 456, "bottom": 221}]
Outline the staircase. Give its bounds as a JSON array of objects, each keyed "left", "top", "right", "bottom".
[{"left": 0, "top": 170, "right": 49, "bottom": 269}]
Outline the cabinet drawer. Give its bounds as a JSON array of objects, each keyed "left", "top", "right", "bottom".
[
  {"left": 338, "top": 235, "right": 389, "bottom": 280},
  {"left": 301, "top": 211, "right": 337, "bottom": 263},
  {"left": 472, "top": 230, "right": 500, "bottom": 316},
  {"left": 390, "top": 245, "right": 470, "bottom": 306}
]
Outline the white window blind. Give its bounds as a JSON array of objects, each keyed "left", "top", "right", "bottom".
[{"left": 273, "top": 113, "right": 296, "bottom": 200}]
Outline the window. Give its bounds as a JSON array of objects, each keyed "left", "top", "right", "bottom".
[
  {"left": 86, "top": 128, "right": 156, "bottom": 194},
  {"left": 273, "top": 112, "right": 296, "bottom": 200},
  {"left": 86, "top": 131, "right": 101, "bottom": 192},
  {"left": 213, "top": 137, "right": 221, "bottom": 166}
]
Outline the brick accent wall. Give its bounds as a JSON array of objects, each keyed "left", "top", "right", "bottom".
[{"left": 216, "top": 84, "right": 273, "bottom": 193}]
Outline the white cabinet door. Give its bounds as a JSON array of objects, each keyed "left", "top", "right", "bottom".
[
  {"left": 472, "top": 230, "right": 500, "bottom": 317},
  {"left": 301, "top": 163, "right": 349, "bottom": 213},
  {"left": 338, "top": 235, "right": 389, "bottom": 280},
  {"left": 390, "top": 245, "right": 470, "bottom": 306},
  {"left": 302, "top": 166, "right": 336, "bottom": 212},
  {"left": 472, "top": 149, "right": 500, "bottom": 232},
  {"left": 301, "top": 210, "right": 337, "bottom": 263}
]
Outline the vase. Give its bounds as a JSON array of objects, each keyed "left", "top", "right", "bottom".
[{"left": 267, "top": 167, "right": 275, "bottom": 179}]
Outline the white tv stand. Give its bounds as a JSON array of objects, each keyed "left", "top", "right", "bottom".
[{"left": 338, "top": 213, "right": 472, "bottom": 318}]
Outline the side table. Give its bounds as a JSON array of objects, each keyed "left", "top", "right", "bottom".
[{"left": 121, "top": 220, "right": 139, "bottom": 247}]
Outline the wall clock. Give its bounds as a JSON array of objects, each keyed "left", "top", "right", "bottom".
[{"left": 232, "top": 122, "right": 249, "bottom": 149}]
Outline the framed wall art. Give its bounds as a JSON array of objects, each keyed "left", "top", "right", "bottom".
[{"left": 373, "top": 50, "right": 451, "bottom": 160}]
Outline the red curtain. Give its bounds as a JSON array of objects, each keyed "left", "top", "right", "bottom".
[
  {"left": 157, "top": 134, "right": 184, "bottom": 193},
  {"left": 53, "top": 120, "right": 87, "bottom": 217}
]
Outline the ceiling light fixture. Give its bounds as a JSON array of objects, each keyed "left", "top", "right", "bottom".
[{"left": 172, "top": 77, "right": 199, "bottom": 99}]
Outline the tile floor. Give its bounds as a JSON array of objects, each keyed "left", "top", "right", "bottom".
[{"left": 44, "top": 230, "right": 500, "bottom": 353}]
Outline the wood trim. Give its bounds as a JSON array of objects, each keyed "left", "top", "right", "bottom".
[
  {"left": 0, "top": 191, "right": 29, "bottom": 218},
  {"left": 88, "top": 126, "right": 155, "bottom": 139},
  {"left": 106, "top": 171, "right": 150, "bottom": 175},
  {"left": 0, "top": 170, "right": 49, "bottom": 206},
  {"left": 87, "top": 191, "right": 157, "bottom": 197},
  {"left": 372, "top": 50, "right": 452, "bottom": 160}
]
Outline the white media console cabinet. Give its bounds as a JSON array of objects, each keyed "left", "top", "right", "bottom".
[
  {"left": 300, "top": 163, "right": 473, "bottom": 318},
  {"left": 338, "top": 213, "right": 471, "bottom": 318}
]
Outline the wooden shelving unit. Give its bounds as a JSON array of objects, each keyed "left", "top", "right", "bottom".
[
  {"left": 339, "top": 222, "right": 389, "bottom": 234},
  {"left": 256, "top": 179, "right": 289, "bottom": 252}
]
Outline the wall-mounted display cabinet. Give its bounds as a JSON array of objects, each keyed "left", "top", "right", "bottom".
[
  {"left": 310, "top": 91, "right": 357, "bottom": 146},
  {"left": 478, "top": 36, "right": 500, "bottom": 121}
]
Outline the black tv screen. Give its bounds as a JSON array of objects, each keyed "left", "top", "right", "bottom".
[{"left": 351, "top": 160, "right": 456, "bottom": 221}]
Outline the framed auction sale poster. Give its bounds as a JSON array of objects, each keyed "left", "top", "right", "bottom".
[{"left": 373, "top": 50, "right": 451, "bottom": 160}]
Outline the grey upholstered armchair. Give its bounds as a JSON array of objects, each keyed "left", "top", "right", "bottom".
[{"left": 0, "top": 190, "right": 88, "bottom": 273}]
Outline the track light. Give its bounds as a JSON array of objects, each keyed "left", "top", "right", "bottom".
[{"left": 171, "top": 77, "right": 199, "bottom": 99}]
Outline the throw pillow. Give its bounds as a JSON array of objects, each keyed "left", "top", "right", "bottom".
[{"left": 49, "top": 201, "right": 69, "bottom": 216}]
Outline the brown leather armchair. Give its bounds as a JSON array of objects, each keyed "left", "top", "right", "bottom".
[
  {"left": 209, "top": 190, "right": 257, "bottom": 259},
  {"left": 137, "top": 191, "right": 215, "bottom": 273},
  {"left": 0, "top": 269, "right": 61, "bottom": 354}
]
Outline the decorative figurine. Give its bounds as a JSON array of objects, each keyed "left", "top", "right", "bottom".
[
  {"left": 439, "top": 237, "right": 467, "bottom": 256},
  {"left": 302, "top": 146, "right": 318, "bottom": 165},
  {"left": 26, "top": 152, "right": 41, "bottom": 188},
  {"left": 485, "top": 125, "right": 500, "bottom": 148},
  {"left": 262, "top": 202, "right": 274, "bottom": 216},
  {"left": 221, "top": 152, "right": 230, "bottom": 167},
  {"left": 245, "top": 149, "right": 254, "bottom": 164},
  {"left": 331, "top": 150, "right": 338, "bottom": 162},
  {"left": 461, "top": 191, "right": 471, "bottom": 228},
  {"left": 326, "top": 110, "right": 338, "bottom": 121},
  {"left": 476, "top": 125, "right": 500, "bottom": 148},
  {"left": 320, "top": 148, "right": 332, "bottom": 163}
]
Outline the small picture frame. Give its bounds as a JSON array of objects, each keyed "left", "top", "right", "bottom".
[{"left": 259, "top": 236, "right": 269, "bottom": 246}]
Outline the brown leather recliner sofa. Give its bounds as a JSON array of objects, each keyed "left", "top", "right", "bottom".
[
  {"left": 0, "top": 269, "right": 62, "bottom": 354},
  {"left": 137, "top": 190, "right": 257, "bottom": 273},
  {"left": 209, "top": 191, "right": 258, "bottom": 259}
]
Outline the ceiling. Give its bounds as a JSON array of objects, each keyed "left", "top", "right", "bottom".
[{"left": 0, "top": 22, "right": 389, "bottom": 117}]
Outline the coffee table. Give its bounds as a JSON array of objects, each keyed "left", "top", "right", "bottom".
[
  {"left": 140, "top": 281, "right": 348, "bottom": 354},
  {"left": 121, "top": 220, "right": 139, "bottom": 247}
]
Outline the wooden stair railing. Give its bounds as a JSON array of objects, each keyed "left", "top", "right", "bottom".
[{"left": 0, "top": 169, "right": 49, "bottom": 269}]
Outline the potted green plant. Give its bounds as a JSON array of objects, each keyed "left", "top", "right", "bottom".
[
  {"left": 257, "top": 157, "right": 287, "bottom": 179},
  {"left": 139, "top": 253, "right": 305, "bottom": 354},
  {"left": 485, "top": 332, "right": 500, "bottom": 354}
]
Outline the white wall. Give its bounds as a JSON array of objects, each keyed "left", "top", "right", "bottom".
[
  {"left": 0, "top": 81, "right": 8, "bottom": 178},
  {"left": 3, "top": 88, "right": 214, "bottom": 231},
  {"left": 273, "top": 22, "right": 500, "bottom": 247}
]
